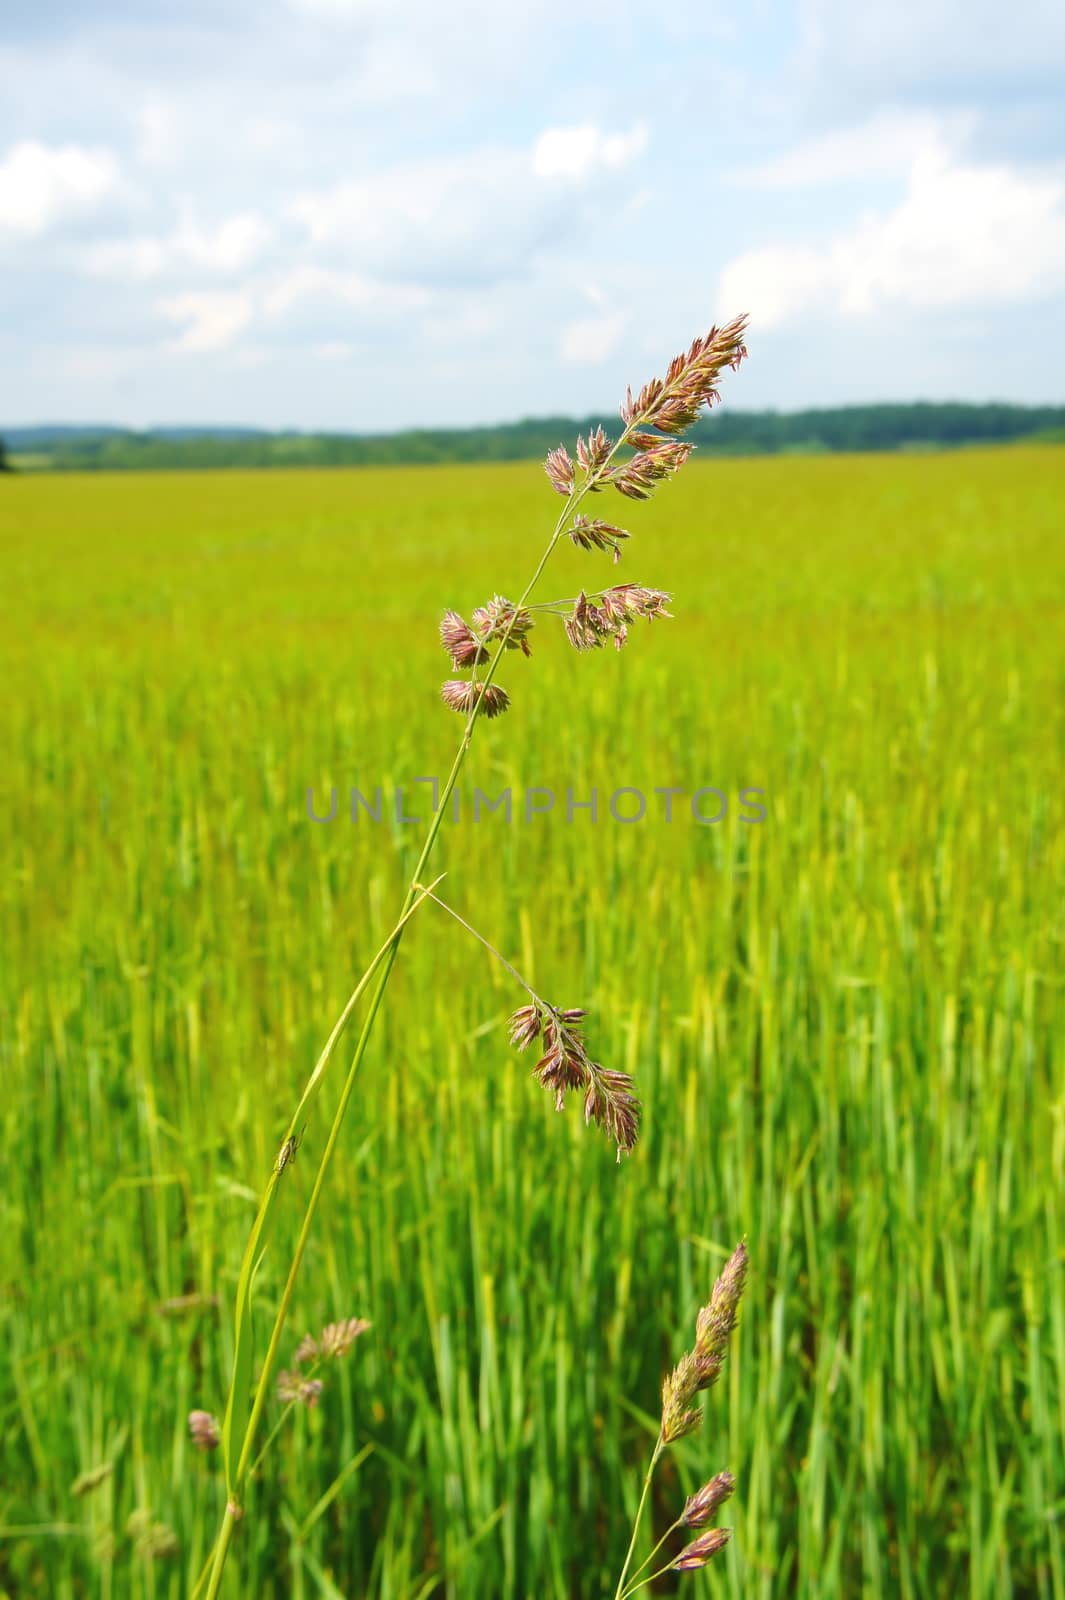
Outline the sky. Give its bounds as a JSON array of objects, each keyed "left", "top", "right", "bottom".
[{"left": 1, "top": 0, "right": 1064, "bottom": 430}]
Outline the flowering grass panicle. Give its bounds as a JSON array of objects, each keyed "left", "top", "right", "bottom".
[
  {"left": 188, "top": 1411, "right": 221, "bottom": 1453},
  {"left": 575, "top": 424, "right": 612, "bottom": 477},
  {"left": 567, "top": 513, "right": 630, "bottom": 561},
  {"left": 297, "top": 1316, "right": 372, "bottom": 1362},
  {"left": 564, "top": 591, "right": 607, "bottom": 652},
  {"left": 609, "top": 439, "right": 693, "bottom": 500},
  {"left": 662, "top": 1239, "right": 749, "bottom": 1437},
  {"left": 440, "top": 680, "right": 511, "bottom": 718},
  {"left": 620, "top": 314, "right": 749, "bottom": 433},
  {"left": 561, "top": 583, "right": 671, "bottom": 653},
  {"left": 471, "top": 594, "right": 534, "bottom": 654},
  {"left": 506, "top": 1002, "right": 543, "bottom": 1049},
  {"left": 502, "top": 1000, "right": 640, "bottom": 1158},
  {"left": 544, "top": 443, "right": 575, "bottom": 495},
  {"left": 276, "top": 1371, "right": 324, "bottom": 1408},
  {"left": 681, "top": 1471, "right": 735, "bottom": 1529},
  {"left": 440, "top": 610, "right": 489, "bottom": 668},
  {"left": 672, "top": 1527, "right": 732, "bottom": 1571},
  {"left": 613, "top": 1241, "right": 749, "bottom": 1598},
  {"left": 274, "top": 1313, "right": 371, "bottom": 1412}
]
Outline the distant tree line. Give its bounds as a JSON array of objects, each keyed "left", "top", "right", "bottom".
[{"left": 3, "top": 402, "right": 1064, "bottom": 472}]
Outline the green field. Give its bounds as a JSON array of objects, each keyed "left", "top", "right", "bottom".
[{"left": 1, "top": 449, "right": 1063, "bottom": 1598}]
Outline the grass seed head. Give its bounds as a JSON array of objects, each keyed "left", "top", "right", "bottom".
[
  {"left": 544, "top": 444, "right": 575, "bottom": 496},
  {"left": 672, "top": 1527, "right": 732, "bottom": 1570},
  {"left": 523, "top": 1007, "right": 640, "bottom": 1157},
  {"left": 694, "top": 1240, "right": 748, "bottom": 1374},
  {"left": 621, "top": 314, "right": 749, "bottom": 435},
  {"left": 472, "top": 595, "right": 534, "bottom": 655},
  {"left": 564, "top": 590, "right": 608, "bottom": 652},
  {"left": 567, "top": 514, "right": 630, "bottom": 562},
  {"left": 575, "top": 424, "right": 612, "bottom": 476},
  {"left": 440, "top": 610, "right": 490, "bottom": 668},
  {"left": 187, "top": 1410, "right": 221, "bottom": 1452},
  {"left": 681, "top": 1471, "right": 735, "bottom": 1528},
  {"left": 507, "top": 1003, "right": 543, "bottom": 1050},
  {"left": 661, "top": 1241, "right": 748, "bottom": 1440},
  {"left": 608, "top": 441, "right": 692, "bottom": 500},
  {"left": 295, "top": 1314, "right": 371, "bottom": 1364},
  {"left": 72, "top": 1462, "right": 114, "bottom": 1496},
  {"left": 440, "top": 680, "right": 511, "bottom": 718},
  {"left": 583, "top": 1065, "right": 641, "bottom": 1160},
  {"left": 661, "top": 1352, "right": 704, "bottom": 1443},
  {"left": 601, "top": 583, "right": 671, "bottom": 622},
  {"left": 317, "top": 1316, "right": 372, "bottom": 1359},
  {"left": 564, "top": 585, "right": 671, "bottom": 653},
  {"left": 533, "top": 1010, "right": 590, "bottom": 1106},
  {"left": 277, "top": 1370, "right": 324, "bottom": 1408}
]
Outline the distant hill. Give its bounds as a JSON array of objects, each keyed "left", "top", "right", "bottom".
[{"left": 3, "top": 402, "right": 1064, "bottom": 472}]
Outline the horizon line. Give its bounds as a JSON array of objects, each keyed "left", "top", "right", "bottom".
[{"left": 5, "top": 395, "right": 1065, "bottom": 438}]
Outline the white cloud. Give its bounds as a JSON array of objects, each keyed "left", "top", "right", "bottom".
[
  {"left": 559, "top": 312, "right": 626, "bottom": 365},
  {"left": 89, "top": 213, "right": 272, "bottom": 280},
  {"left": 135, "top": 101, "right": 182, "bottom": 168},
  {"left": 289, "top": 126, "right": 647, "bottom": 289},
  {"left": 532, "top": 122, "right": 648, "bottom": 182},
  {"left": 0, "top": 140, "right": 118, "bottom": 235},
  {"left": 291, "top": 151, "right": 540, "bottom": 285},
  {"left": 261, "top": 265, "right": 427, "bottom": 318},
  {"left": 161, "top": 290, "right": 254, "bottom": 351},
  {"left": 799, "top": 0, "right": 1065, "bottom": 97},
  {"left": 313, "top": 339, "right": 355, "bottom": 360},
  {"left": 736, "top": 111, "right": 959, "bottom": 189},
  {"left": 88, "top": 235, "right": 168, "bottom": 280},
  {"left": 719, "top": 138, "right": 1065, "bottom": 328},
  {"left": 191, "top": 214, "right": 271, "bottom": 272}
]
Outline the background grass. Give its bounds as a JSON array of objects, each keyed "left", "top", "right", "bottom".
[{"left": 1, "top": 448, "right": 1063, "bottom": 1598}]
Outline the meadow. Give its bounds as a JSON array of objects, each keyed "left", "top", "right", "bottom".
[{"left": 0, "top": 446, "right": 1063, "bottom": 1598}]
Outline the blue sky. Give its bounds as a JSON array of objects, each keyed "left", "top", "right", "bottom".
[{"left": 1, "top": 0, "right": 1063, "bottom": 429}]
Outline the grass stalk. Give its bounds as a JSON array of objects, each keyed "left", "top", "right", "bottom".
[
  {"left": 202, "top": 424, "right": 629, "bottom": 1591},
  {"left": 612, "top": 1439, "right": 662, "bottom": 1600},
  {"left": 199, "top": 318, "right": 752, "bottom": 1591}
]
